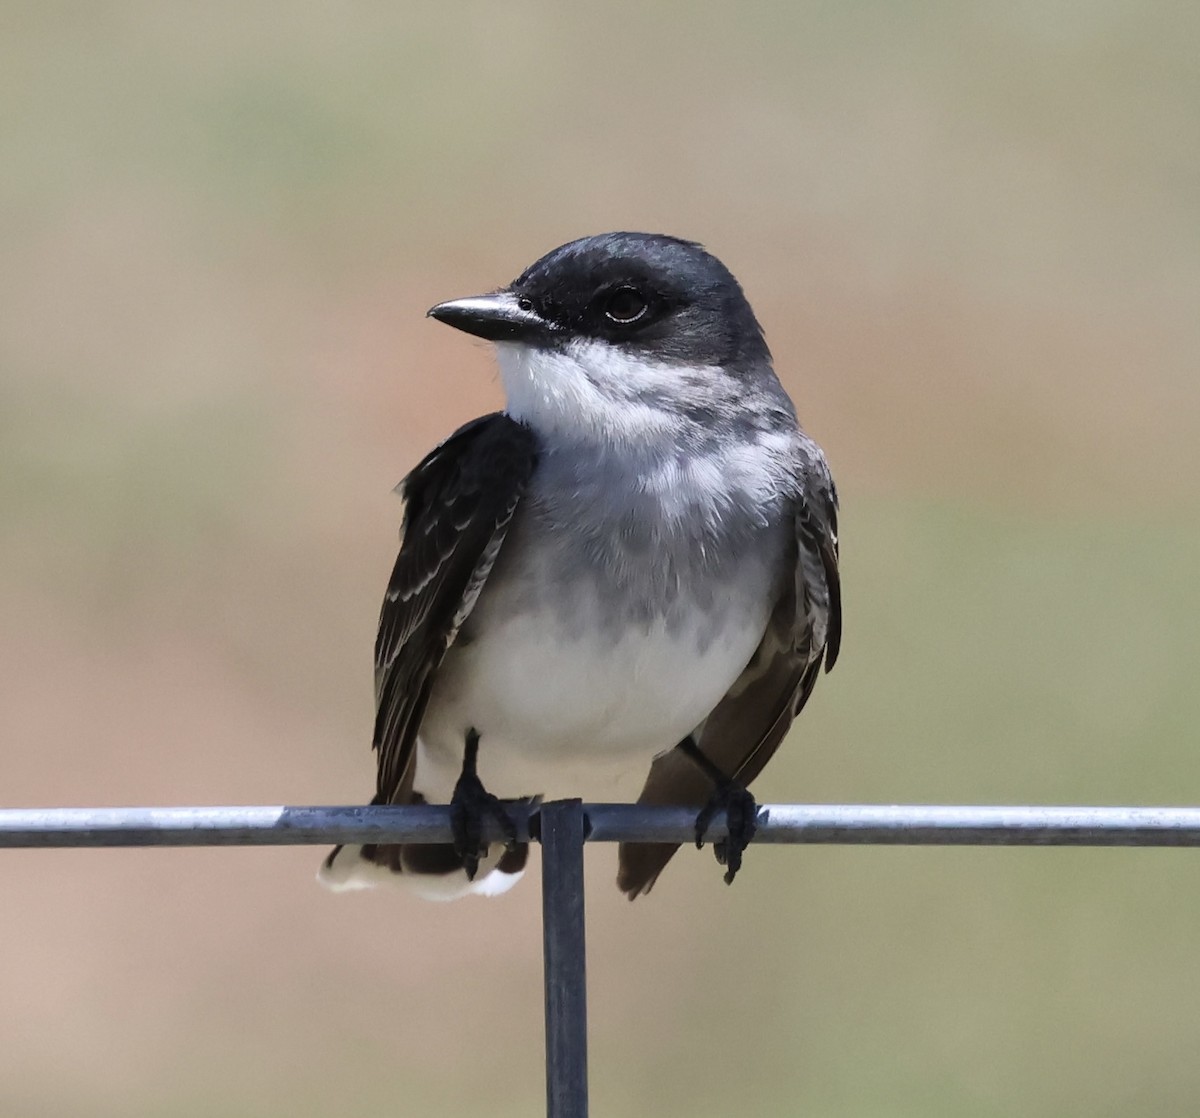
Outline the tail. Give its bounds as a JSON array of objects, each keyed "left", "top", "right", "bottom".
[{"left": 317, "top": 840, "right": 528, "bottom": 901}]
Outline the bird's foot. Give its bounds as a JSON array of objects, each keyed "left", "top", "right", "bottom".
[
  {"left": 450, "top": 772, "right": 517, "bottom": 881},
  {"left": 695, "top": 782, "right": 760, "bottom": 885}
]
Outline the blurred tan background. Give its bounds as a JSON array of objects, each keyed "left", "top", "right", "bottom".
[{"left": 2, "top": 3, "right": 1199, "bottom": 1115}]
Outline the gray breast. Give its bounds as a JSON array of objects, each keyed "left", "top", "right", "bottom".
[{"left": 467, "top": 437, "right": 796, "bottom": 647}]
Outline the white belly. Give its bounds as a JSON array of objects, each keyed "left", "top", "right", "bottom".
[{"left": 413, "top": 597, "right": 772, "bottom": 803}]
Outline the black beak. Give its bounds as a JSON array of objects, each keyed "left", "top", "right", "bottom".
[{"left": 427, "top": 292, "right": 549, "bottom": 343}]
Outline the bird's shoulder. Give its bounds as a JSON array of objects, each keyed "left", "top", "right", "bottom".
[
  {"left": 380, "top": 411, "right": 537, "bottom": 658},
  {"left": 401, "top": 412, "right": 539, "bottom": 519}
]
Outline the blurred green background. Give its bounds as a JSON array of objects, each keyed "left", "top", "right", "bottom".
[{"left": 3, "top": 3, "right": 1199, "bottom": 1115}]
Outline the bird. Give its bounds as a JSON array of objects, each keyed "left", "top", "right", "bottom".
[{"left": 318, "top": 232, "right": 841, "bottom": 901}]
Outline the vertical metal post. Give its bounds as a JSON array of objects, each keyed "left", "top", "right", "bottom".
[{"left": 539, "top": 799, "right": 589, "bottom": 1118}]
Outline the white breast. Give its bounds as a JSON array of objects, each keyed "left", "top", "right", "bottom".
[{"left": 414, "top": 584, "right": 774, "bottom": 802}]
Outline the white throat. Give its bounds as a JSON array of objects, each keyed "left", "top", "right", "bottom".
[{"left": 494, "top": 339, "right": 699, "bottom": 445}]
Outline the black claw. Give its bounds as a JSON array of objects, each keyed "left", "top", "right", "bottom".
[
  {"left": 695, "top": 783, "right": 760, "bottom": 885},
  {"left": 449, "top": 728, "right": 516, "bottom": 880},
  {"left": 449, "top": 775, "right": 516, "bottom": 880}
]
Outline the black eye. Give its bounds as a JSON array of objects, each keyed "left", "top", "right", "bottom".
[
  {"left": 602, "top": 286, "right": 648, "bottom": 324},
  {"left": 516, "top": 295, "right": 534, "bottom": 312}
]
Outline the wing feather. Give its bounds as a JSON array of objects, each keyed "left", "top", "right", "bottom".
[{"left": 371, "top": 413, "right": 537, "bottom": 803}]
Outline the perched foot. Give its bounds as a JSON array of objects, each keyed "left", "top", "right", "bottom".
[
  {"left": 677, "top": 736, "right": 761, "bottom": 885},
  {"left": 694, "top": 782, "right": 760, "bottom": 885},
  {"left": 450, "top": 729, "right": 516, "bottom": 880}
]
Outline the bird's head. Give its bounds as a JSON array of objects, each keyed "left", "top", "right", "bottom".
[{"left": 428, "top": 233, "right": 786, "bottom": 444}]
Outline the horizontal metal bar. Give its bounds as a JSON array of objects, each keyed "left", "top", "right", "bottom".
[
  {"left": 0, "top": 805, "right": 517, "bottom": 848},
  {"left": 3, "top": 803, "right": 1200, "bottom": 849},
  {"left": 584, "top": 804, "right": 1200, "bottom": 846}
]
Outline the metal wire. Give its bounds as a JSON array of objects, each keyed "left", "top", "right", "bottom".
[{"left": 4, "top": 802, "right": 1200, "bottom": 848}]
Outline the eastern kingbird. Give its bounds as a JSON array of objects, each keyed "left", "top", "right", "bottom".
[{"left": 320, "top": 232, "right": 841, "bottom": 900}]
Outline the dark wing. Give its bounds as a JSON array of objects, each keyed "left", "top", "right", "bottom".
[
  {"left": 618, "top": 447, "right": 841, "bottom": 897},
  {"left": 372, "top": 413, "right": 537, "bottom": 804}
]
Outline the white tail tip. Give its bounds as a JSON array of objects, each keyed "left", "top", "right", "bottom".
[{"left": 316, "top": 844, "right": 524, "bottom": 900}]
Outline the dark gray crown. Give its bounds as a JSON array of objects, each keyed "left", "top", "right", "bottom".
[{"left": 509, "top": 232, "right": 771, "bottom": 370}]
